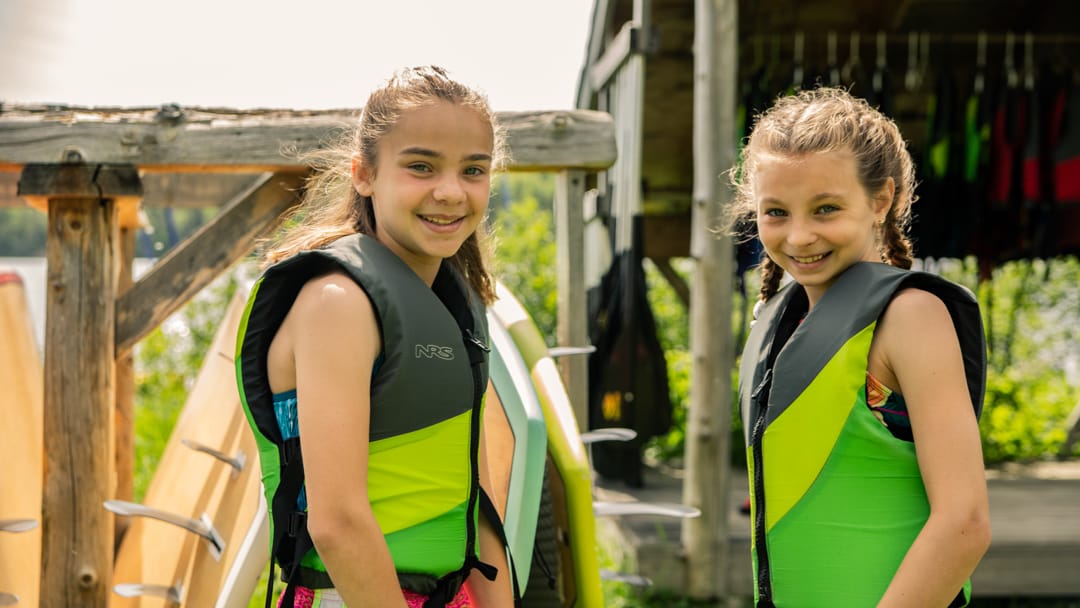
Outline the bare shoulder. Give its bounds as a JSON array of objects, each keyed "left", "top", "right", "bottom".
[
  {"left": 292, "top": 271, "right": 373, "bottom": 324},
  {"left": 267, "top": 271, "right": 375, "bottom": 392},
  {"left": 289, "top": 271, "right": 379, "bottom": 360},
  {"left": 879, "top": 287, "right": 952, "bottom": 334},
  {"left": 875, "top": 287, "right": 963, "bottom": 395}
]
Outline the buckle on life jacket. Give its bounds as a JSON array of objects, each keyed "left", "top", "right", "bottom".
[
  {"left": 282, "top": 436, "right": 301, "bottom": 466},
  {"left": 468, "top": 555, "right": 498, "bottom": 582},
  {"left": 288, "top": 511, "right": 307, "bottom": 538}
]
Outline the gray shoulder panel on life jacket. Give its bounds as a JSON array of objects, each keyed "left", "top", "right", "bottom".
[
  {"left": 240, "top": 233, "right": 487, "bottom": 444},
  {"left": 317, "top": 234, "right": 486, "bottom": 441}
]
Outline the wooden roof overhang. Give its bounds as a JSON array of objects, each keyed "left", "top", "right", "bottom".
[{"left": 577, "top": 0, "right": 1080, "bottom": 259}]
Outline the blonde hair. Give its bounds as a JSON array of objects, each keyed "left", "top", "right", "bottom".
[
  {"left": 730, "top": 87, "right": 918, "bottom": 302},
  {"left": 264, "top": 65, "right": 507, "bottom": 304}
]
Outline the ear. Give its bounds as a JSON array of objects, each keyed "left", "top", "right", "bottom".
[
  {"left": 873, "top": 177, "right": 895, "bottom": 222},
  {"left": 351, "top": 157, "right": 375, "bottom": 197}
]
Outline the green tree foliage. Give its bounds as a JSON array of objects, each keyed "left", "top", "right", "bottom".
[
  {"left": 939, "top": 257, "right": 1080, "bottom": 462},
  {"left": 488, "top": 173, "right": 559, "bottom": 343},
  {"left": 0, "top": 207, "right": 47, "bottom": 256},
  {"left": 132, "top": 269, "right": 246, "bottom": 500}
]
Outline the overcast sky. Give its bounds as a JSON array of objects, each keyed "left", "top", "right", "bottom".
[{"left": 0, "top": 0, "right": 594, "bottom": 111}]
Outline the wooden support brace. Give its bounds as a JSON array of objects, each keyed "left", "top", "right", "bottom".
[
  {"left": 650, "top": 257, "right": 690, "bottom": 310},
  {"left": 115, "top": 172, "right": 304, "bottom": 354}
]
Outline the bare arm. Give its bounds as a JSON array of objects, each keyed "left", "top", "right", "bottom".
[
  {"left": 465, "top": 408, "right": 515, "bottom": 607},
  {"left": 874, "top": 289, "right": 991, "bottom": 607},
  {"left": 290, "top": 273, "right": 408, "bottom": 608}
]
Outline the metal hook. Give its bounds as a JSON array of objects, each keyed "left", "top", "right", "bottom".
[
  {"left": 0, "top": 519, "right": 38, "bottom": 533},
  {"left": 181, "top": 438, "right": 246, "bottom": 478},
  {"left": 104, "top": 501, "right": 224, "bottom": 561},
  {"left": 113, "top": 583, "right": 183, "bottom": 604}
]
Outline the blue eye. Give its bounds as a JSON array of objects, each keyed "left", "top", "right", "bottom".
[
  {"left": 408, "top": 163, "right": 432, "bottom": 173},
  {"left": 816, "top": 204, "right": 839, "bottom": 214},
  {"left": 763, "top": 208, "right": 787, "bottom": 217},
  {"left": 464, "top": 166, "right": 487, "bottom": 177}
]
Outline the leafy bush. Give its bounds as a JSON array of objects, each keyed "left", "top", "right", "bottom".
[
  {"left": 488, "top": 179, "right": 558, "bottom": 344},
  {"left": 937, "top": 257, "right": 1080, "bottom": 463},
  {"left": 133, "top": 268, "right": 246, "bottom": 500}
]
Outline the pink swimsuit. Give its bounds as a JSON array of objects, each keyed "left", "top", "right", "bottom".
[{"left": 280, "top": 584, "right": 472, "bottom": 608}]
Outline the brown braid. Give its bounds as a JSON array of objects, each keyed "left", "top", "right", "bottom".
[
  {"left": 759, "top": 255, "right": 786, "bottom": 302},
  {"left": 879, "top": 213, "right": 914, "bottom": 270}
]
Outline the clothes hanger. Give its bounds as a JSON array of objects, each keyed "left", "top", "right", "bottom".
[
  {"left": 841, "top": 31, "right": 862, "bottom": 83},
  {"left": 974, "top": 31, "right": 987, "bottom": 95},
  {"left": 873, "top": 30, "right": 888, "bottom": 96},
  {"left": 905, "top": 31, "right": 922, "bottom": 91},
  {"left": 827, "top": 31, "right": 842, "bottom": 87},
  {"left": 1023, "top": 31, "right": 1036, "bottom": 92},
  {"left": 1005, "top": 32, "right": 1019, "bottom": 89},
  {"left": 791, "top": 30, "right": 805, "bottom": 92}
]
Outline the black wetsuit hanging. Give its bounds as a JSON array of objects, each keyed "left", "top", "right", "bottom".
[
  {"left": 587, "top": 216, "right": 672, "bottom": 488},
  {"left": 962, "top": 67, "right": 994, "bottom": 272},
  {"left": 913, "top": 69, "right": 961, "bottom": 259}
]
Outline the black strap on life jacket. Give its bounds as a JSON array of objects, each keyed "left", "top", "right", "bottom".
[
  {"left": 265, "top": 437, "right": 316, "bottom": 608},
  {"left": 477, "top": 487, "right": 522, "bottom": 606}
]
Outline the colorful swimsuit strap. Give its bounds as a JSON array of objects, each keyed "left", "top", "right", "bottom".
[{"left": 866, "top": 370, "right": 913, "bottom": 442}]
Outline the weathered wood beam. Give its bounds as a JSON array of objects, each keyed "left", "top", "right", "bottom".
[
  {"left": 0, "top": 107, "right": 616, "bottom": 173},
  {"left": 115, "top": 172, "right": 303, "bottom": 354},
  {"left": 589, "top": 22, "right": 644, "bottom": 92},
  {"left": 2, "top": 172, "right": 280, "bottom": 209},
  {"left": 555, "top": 169, "right": 589, "bottom": 431},
  {"left": 113, "top": 221, "right": 138, "bottom": 551},
  {"left": 19, "top": 163, "right": 129, "bottom": 608},
  {"left": 683, "top": 0, "right": 737, "bottom": 600},
  {"left": 576, "top": 0, "right": 618, "bottom": 107}
]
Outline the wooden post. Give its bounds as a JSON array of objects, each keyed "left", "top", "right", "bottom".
[
  {"left": 19, "top": 160, "right": 140, "bottom": 608},
  {"left": 113, "top": 203, "right": 141, "bottom": 549},
  {"left": 683, "top": 0, "right": 737, "bottom": 601},
  {"left": 555, "top": 169, "right": 589, "bottom": 430}
]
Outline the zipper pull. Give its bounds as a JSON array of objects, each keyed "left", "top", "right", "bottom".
[
  {"left": 751, "top": 368, "right": 773, "bottom": 406},
  {"left": 464, "top": 329, "right": 490, "bottom": 353}
]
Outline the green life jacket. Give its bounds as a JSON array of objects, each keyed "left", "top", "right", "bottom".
[
  {"left": 235, "top": 233, "right": 492, "bottom": 605},
  {"left": 739, "top": 262, "right": 986, "bottom": 608}
]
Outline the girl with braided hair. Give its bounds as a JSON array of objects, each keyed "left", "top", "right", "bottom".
[{"left": 731, "top": 87, "right": 991, "bottom": 607}]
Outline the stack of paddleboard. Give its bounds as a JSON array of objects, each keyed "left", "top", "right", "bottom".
[
  {"left": 109, "top": 291, "right": 268, "bottom": 608},
  {"left": 0, "top": 271, "right": 43, "bottom": 607}
]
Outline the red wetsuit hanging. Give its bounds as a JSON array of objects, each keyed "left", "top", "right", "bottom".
[
  {"left": 1052, "top": 76, "right": 1080, "bottom": 255},
  {"left": 984, "top": 76, "right": 1028, "bottom": 270},
  {"left": 1022, "top": 66, "right": 1068, "bottom": 259}
]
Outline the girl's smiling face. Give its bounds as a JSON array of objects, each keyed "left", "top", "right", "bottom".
[
  {"left": 352, "top": 100, "right": 494, "bottom": 284},
  {"left": 754, "top": 148, "right": 893, "bottom": 307}
]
